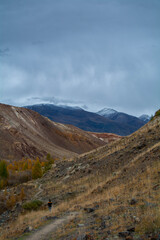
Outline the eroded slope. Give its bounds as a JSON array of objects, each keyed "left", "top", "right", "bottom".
[{"left": 0, "top": 103, "right": 104, "bottom": 161}]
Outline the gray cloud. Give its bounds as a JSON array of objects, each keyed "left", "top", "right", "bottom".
[
  {"left": 0, "top": 48, "right": 10, "bottom": 56},
  {"left": 0, "top": 0, "right": 160, "bottom": 116}
]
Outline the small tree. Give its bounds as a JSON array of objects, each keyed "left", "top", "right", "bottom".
[
  {"left": 46, "top": 153, "right": 54, "bottom": 164},
  {"left": 41, "top": 161, "right": 45, "bottom": 167},
  {"left": 43, "top": 154, "right": 54, "bottom": 173},
  {"left": 44, "top": 161, "right": 52, "bottom": 173},
  {"left": 6, "top": 194, "right": 16, "bottom": 209},
  {"left": 28, "top": 159, "right": 32, "bottom": 169},
  {"left": 32, "top": 159, "right": 43, "bottom": 179},
  {"left": 155, "top": 109, "right": 160, "bottom": 117},
  {"left": 0, "top": 179, "right": 4, "bottom": 189},
  {"left": 22, "top": 162, "right": 28, "bottom": 171},
  {"left": 46, "top": 153, "right": 51, "bottom": 161},
  {"left": 19, "top": 187, "right": 25, "bottom": 201},
  {"left": 0, "top": 160, "right": 9, "bottom": 179}
]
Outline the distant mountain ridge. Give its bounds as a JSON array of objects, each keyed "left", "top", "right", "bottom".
[
  {"left": 97, "top": 107, "right": 149, "bottom": 128},
  {"left": 97, "top": 108, "right": 150, "bottom": 123},
  {"left": 25, "top": 104, "right": 146, "bottom": 136}
]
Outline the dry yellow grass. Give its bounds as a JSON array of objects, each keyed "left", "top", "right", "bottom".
[
  {"left": 0, "top": 118, "right": 159, "bottom": 239},
  {"left": 135, "top": 207, "right": 160, "bottom": 234},
  {"left": 0, "top": 160, "right": 159, "bottom": 239}
]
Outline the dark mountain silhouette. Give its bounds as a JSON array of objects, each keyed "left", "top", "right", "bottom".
[{"left": 25, "top": 104, "right": 145, "bottom": 136}]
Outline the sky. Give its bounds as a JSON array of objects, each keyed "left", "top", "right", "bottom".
[{"left": 0, "top": 0, "right": 160, "bottom": 116}]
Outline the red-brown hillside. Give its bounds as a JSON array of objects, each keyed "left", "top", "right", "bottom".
[
  {"left": 0, "top": 103, "right": 105, "bottom": 161},
  {"left": 89, "top": 132, "right": 122, "bottom": 143}
]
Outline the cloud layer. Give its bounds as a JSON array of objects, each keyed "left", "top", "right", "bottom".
[{"left": 0, "top": 0, "right": 160, "bottom": 115}]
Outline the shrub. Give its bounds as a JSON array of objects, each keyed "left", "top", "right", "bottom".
[
  {"left": 0, "top": 179, "right": 8, "bottom": 189},
  {"left": 44, "top": 161, "right": 52, "bottom": 173},
  {"left": 46, "top": 153, "right": 51, "bottom": 161},
  {"left": 43, "top": 153, "right": 54, "bottom": 173},
  {"left": 46, "top": 153, "right": 54, "bottom": 164},
  {"left": 19, "top": 187, "right": 25, "bottom": 201},
  {"left": 22, "top": 200, "right": 43, "bottom": 211},
  {"left": 150, "top": 109, "right": 160, "bottom": 121},
  {"left": 22, "top": 162, "right": 28, "bottom": 170},
  {"left": 0, "top": 160, "right": 9, "bottom": 179},
  {"left": 155, "top": 109, "right": 160, "bottom": 117},
  {"left": 8, "top": 170, "right": 32, "bottom": 186},
  {"left": 6, "top": 194, "right": 16, "bottom": 209}
]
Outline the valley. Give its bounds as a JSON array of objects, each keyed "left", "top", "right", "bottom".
[
  {"left": 25, "top": 104, "right": 146, "bottom": 136},
  {"left": 0, "top": 107, "right": 159, "bottom": 240},
  {"left": 1, "top": 0, "right": 159, "bottom": 239}
]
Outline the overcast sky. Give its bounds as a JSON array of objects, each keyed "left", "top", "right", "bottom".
[{"left": 0, "top": 0, "right": 160, "bottom": 116}]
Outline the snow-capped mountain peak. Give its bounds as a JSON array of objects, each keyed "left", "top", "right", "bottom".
[
  {"left": 139, "top": 114, "right": 150, "bottom": 123},
  {"left": 97, "top": 108, "right": 118, "bottom": 117}
]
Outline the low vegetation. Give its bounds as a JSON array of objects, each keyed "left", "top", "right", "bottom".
[
  {"left": 0, "top": 187, "right": 25, "bottom": 213},
  {"left": 150, "top": 109, "right": 160, "bottom": 121},
  {"left": 22, "top": 200, "right": 43, "bottom": 211},
  {"left": 0, "top": 154, "right": 55, "bottom": 189},
  {"left": 0, "top": 115, "right": 159, "bottom": 239},
  {"left": 32, "top": 159, "right": 43, "bottom": 179},
  {"left": 155, "top": 109, "right": 160, "bottom": 117},
  {"left": 0, "top": 160, "right": 9, "bottom": 189}
]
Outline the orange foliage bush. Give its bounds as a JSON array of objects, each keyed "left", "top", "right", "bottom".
[
  {"left": 19, "top": 188, "right": 25, "bottom": 201},
  {"left": 6, "top": 194, "right": 16, "bottom": 209},
  {"left": 4, "top": 155, "right": 55, "bottom": 187}
]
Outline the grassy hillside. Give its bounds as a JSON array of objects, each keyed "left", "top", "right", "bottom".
[{"left": 0, "top": 116, "right": 159, "bottom": 239}]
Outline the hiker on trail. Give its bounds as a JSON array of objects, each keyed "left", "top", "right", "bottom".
[{"left": 48, "top": 199, "right": 52, "bottom": 212}]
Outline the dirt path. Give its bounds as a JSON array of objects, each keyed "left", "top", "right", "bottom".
[
  {"left": 22, "top": 212, "right": 78, "bottom": 240},
  {"left": 34, "top": 183, "right": 43, "bottom": 199},
  {"left": 129, "top": 141, "right": 160, "bottom": 166}
]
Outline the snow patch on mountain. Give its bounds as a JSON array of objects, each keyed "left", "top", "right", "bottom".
[
  {"left": 139, "top": 114, "right": 150, "bottom": 122},
  {"left": 97, "top": 108, "right": 118, "bottom": 117}
]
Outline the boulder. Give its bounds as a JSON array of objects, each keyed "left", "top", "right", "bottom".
[
  {"left": 129, "top": 198, "right": 137, "bottom": 205},
  {"left": 24, "top": 226, "right": 33, "bottom": 233},
  {"left": 77, "top": 234, "right": 94, "bottom": 240},
  {"left": 84, "top": 207, "right": 95, "bottom": 213},
  {"left": 127, "top": 227, "right": 135, "bottom": 233},
  {"left": 78, "top": 223, "right": 85, "bottom": 227},
  {"left": 118, "top": 231, "right": 130, "bottom": 238},
  {"left": 100, "top": 220, "right": 106, "bottom": 229}
]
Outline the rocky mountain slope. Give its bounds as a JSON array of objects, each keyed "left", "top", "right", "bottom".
[
  {"left": 25, "top": 104, "right": 145, "bottom": 136},
  {"left": 0, "top": 103, "right": 104, "bottom": 161},
  {"left": 97, "top": 108, "right": 147, "bottom": 129},
  {"left": 0, "top": 114, "right": 159, "bottom": 239},
  {"left": 88, "top": 132, "right": 122, "bottom": 143}
]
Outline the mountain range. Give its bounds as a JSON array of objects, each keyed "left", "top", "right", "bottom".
[
  {"left": 25, "top": 104, "right": 147, "bottom": 136},
  {"left": 97, "top": 107, "right": 150, "bottom": 122}
]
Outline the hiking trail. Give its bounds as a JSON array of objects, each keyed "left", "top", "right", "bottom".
[{"left": 21, "top": 212, "right": 79, "bottom": 240}]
